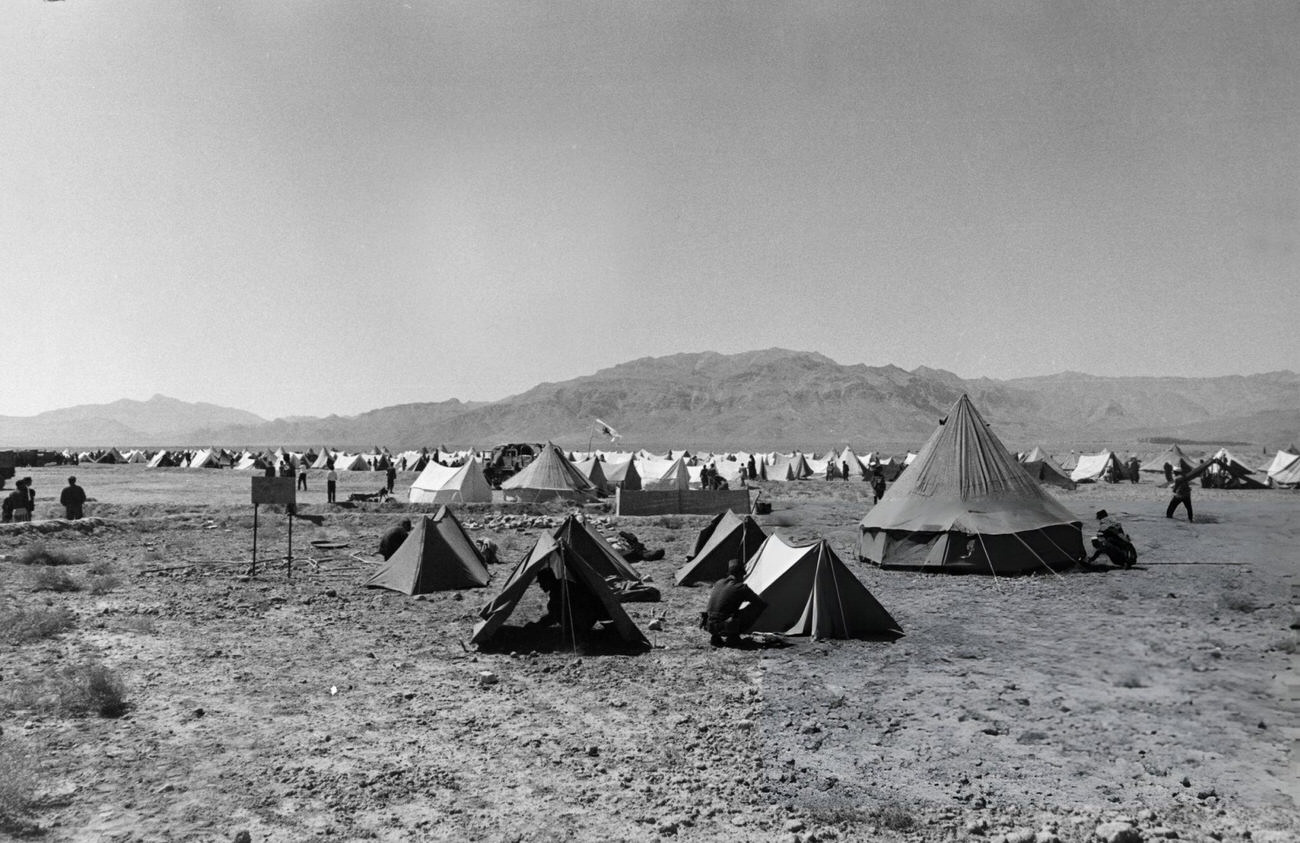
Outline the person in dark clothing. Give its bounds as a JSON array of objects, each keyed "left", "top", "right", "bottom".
[
  {"left": 60, "top": 476, "right": 87, "bottom": 520},
  {"left": 535, "top": 568, "right": 603, "bottom": 634},
  {"left": 1127, "top": 457, "right": 1141, "bottom": 483},
  {"left": 841, "top": 461, "right": 850, "bottom": 481},
  {"left": 1163, "top": 462, "right": 1174, "bottom": 483},
  {"left": 326, "top": 467, "right": 338, "bottom": 503},
  {"left": 385, "top": 466, "right": 397, "bottom": 494},
  {"left": 1088, "top": 509, "right": 1137, "bottom": 568},
  {"left": 705, "top": 558, "right": 766, "bottom": 647},
  {"left": 871, "top": 473, "right": 887, "bottom": 504},
  {"left": 2, "top": 484, "right": 28, "bottom": 522},
  {"left": 1166, "top": 470, "right": 1194, "bottom": 522},
  {"left": 378, "top": 519, "right": 413, "bottom": 560},
  {"left": 297, "top": 469, "right": 308, "bottom": 491},
  {"left": 746, "top": 455, "right": 757, "bottom": 480},
  {"left": 22, "top": 477, "right": 35, "bottom": 517}
]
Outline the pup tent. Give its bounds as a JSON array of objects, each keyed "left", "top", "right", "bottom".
[
  {"left": 469, "top": 531, "right": 649, "bottom": 648},
  {"left": 765, "top": 453, "right": 812, "bottom": 482},
  {"left": 500, "top": 442, "right": 598, "bottom": 503},
  {"left": 600, "top": 458, "right": 642, "bottom": 490},
  {"left": 740, "top": 535, "right": 902, "bottom": 639},
  {"left": 858, "top": 394, "right": 1084, "bottom": 575},
  {"left": 571, "top": 458, "right": 611, "bottom": 494},
  {"left": 365, "top": 507, "right": 491, "bottom": 594},
  {"left": 636, "top": 456, "right": 691, "bottom": 491},
  {"left": 675, "top": 510, "right": 770, "bottom": 586},
  {"left": 1018, "top": 446, "right": 1076, "bottom": 490},
  {"left": 1181, "top": 449, "right": 1268, "bottom": 490},
  {"left": 1069, "top": 450, "right": 1125, "bottom": 483},
  {"left": 408, "top": 457, "right": 493, "bottom": 504}
]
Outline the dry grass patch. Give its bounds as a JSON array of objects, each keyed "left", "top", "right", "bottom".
[
  {"left": 2, "top": 661, "right": 129, "bottom": 718},
  {"left": 0, "top": 737, "right": 37, "bottom": 830},
  {"left": 13, "top": 543, "right": 87, "bottom": 566},
  {"left": 29, "top": 567, "right": 80, "bottom": 593},
  {"left": 0, "top": 604, "right": 77, "bottom": 644}
]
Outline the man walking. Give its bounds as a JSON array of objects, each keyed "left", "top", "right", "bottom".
[{"left": 1166, "top": 469, "right": 1194, "bottom": 522}]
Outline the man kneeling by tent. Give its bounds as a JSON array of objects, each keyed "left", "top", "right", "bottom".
[{"left": 703, "top": 558, "right": 766, "bottom": 648}]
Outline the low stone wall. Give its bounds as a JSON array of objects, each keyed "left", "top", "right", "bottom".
[{"left": 614, "top": 488, "right": 753, "bottom": 516}]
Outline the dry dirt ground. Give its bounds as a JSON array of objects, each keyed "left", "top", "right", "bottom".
[{"left": 1, "top": 464, "right": 1296, "bottom": 842}]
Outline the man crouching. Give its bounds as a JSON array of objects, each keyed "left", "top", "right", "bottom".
[{"left": 704, "top": 558, "right": 766, "bottom": 648}]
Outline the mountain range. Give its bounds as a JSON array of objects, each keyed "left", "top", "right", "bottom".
[{"left": 2, "top": 350, "right": 1297, "bottom": 450}]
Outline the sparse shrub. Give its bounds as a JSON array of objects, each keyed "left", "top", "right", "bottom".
[
  {"left": 119, "top": 615, "right": 156, "bottom": 635},
  {"left": 88, "top": 560, "right": 116, "bottom": 576},
  {"left": 56, "top": 662, "right": 129, "bottom": 718},
  {"left": 30, "top": 567, "right": 80, "bottom": 593},
  {"left": 655, "top": 515, "right": 684, "bottom": 530},
  {"left": 878, "top": 802, "right": 916, "bottom": 831},
  {"left": 1113, "top": 671, "right": 1146, "bottom": 688},
  {"left": 0, "top": 605, "right": 77, "bottom": 644},
  {"left": 0, "top": 737, "right": 37, "bottom": 827},
  {"left": 86, "top": 575, "right": 121, "bottom": 595},
  {"left": 1220, "top": 592, "right": 1258, "bottom": 613},
  {"left": 14, "top": 544, "right": 86, "bottom": 566}
]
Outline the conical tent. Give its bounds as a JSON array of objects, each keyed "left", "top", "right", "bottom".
[
  {"left": 311, "top": 448, "right": 334, "bottom": 469},
  {"left": 675, "top": 510, "right": 769, "bottom": 586},
  {"left": 470, "top": 533, "right": 648, "bottom": 647},
  {"left": 409, "top": 457, "right": 493, "bottom": 504},
  {"left": 1018, "top": 446, "right": 1076, "bottom": 490},
  {"left": 743, "top": 535, "right": 902, "bottom": 639},
  {"left": 836, "top": 447, "right": 868, "bottom": 479},
  {"left": 859, "top": 394, "right": 1083, "bottom": 574},
  {"left": 766, "top": 454, "right": 812, "bottom": 482},
  {"left": 501, "top": 443, "right": 597, "bottom": 503},
  {"left": 366, "top": 508, "right": 491, "bottom": 594},
  {"left": 1139, "top": 444, "right": 1196, "bottom": 474}
]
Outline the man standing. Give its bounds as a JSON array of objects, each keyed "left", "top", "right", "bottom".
[
  {"left": 385, "top": 465, "right": 397, "bottom": 494},
  {"left": 297, "top": 467, "right": 308, "bottom": 491},
  {"left": 1166, "top": 469, "right": 1194, "bottom": 522},
  {"left": 704, "top": 558, "right": 766, "bottom": 648},
  {"left": 379, "top": 518, "right": 412, "bottom": 560},
  {"left": 60, "top": 476, "right": 87, "bottom": 520},
  {"left": 326, "top": 466, "right": 338, "bottom": 504}
]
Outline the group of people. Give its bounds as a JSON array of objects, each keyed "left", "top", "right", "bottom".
[
  {"left": 697, "top": 463, "right": 733, "bottom": 490},
  {"left": 1, "top": 476, "right": 87, "bottom": 522},
  {"left": 1105, "top": 456, "right": 1143, "bottom": 484}
]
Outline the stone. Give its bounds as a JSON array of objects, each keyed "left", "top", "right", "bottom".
[
  {"left": 966, "top": 818, "right": 989, "bottom": 834},
  {"left": 785, "top": 819, "right": 806, "bottom": 832},
  {"left": 1006, "top": 830, "right": 1036, "bottom": 843},
  {"left": 477, "top": 671, "right": 498, "bottom": 687},
  {"left": 1147, "top": 828, "right": 1178, "bottom": 839},
  {"left": 1095, "top": 821, "right": 1142, "bottom": 843},
  {"left": 1035, "top": 832, "right": 1061, "bottom": 843},
  {"left": 233, "top": 833, "right": 252, "bottom": 843}
]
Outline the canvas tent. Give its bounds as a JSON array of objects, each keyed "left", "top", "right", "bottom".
[
  {"left": 1184, "top": 450, "right": 1268, "bottom": 489},
  {"left": 501, "top": 442, "right": 598, "bottom": 503},
  {"left": 637, "top": 457, "right": 691, "bottom": 491},
  {"left": 550, "top": 515, "right": 647, "bottom": 585},
  {"left": 573, "top": 458, "right": 610, "bottom": 494},
  {"left": 330, "top": 453, "right": 370, "bottom": 471},
  {"left": 1140, "top": 444, "right": 1197, "bottom": 475},
  {"left": 365, "top": 508, "right": 490, "bottom": 594},
  {"left": 234, "top": 454, "right": 272, "bottom": 472},
  {"left": 675, "top": 509, "right": 769, "bottom": 586},
  {"left": 1018, "top": 446, "right": 1076, "bottom": 490},
  {"left": 146, "top": 450, "right": 175, "bottom": 469},
  {"left": 311, "top": 448, "right": 335, "bottom": 469},
  {"left": 1069, "top": 451, "right": 1125, "bottom": 483},
  {"left": 858, "top": 394, "right": 1083, "bottom": 574},
  {"left": 766, "top": 453, "right": 812, "bottom": 482},
  {"left": 742, "top": 535, "right": 902, "bottom": 639},
  {"left": 1268, "top": 453, "right": 1300, "bottom": 487},
  {"left": 835, "top": 447, "right": 868, "bottom": 479},
  {"left": 409, "top": 457, "right": 493, "bottom": 504},
  {"left": 469, "top": 532, "right": 648, "bottom": 648},
  {"left": 601, "top": 457, "right": 642, "bottom": 490},
  {"left": 187, "top": 448, "right": 222, "bottom": 469}
]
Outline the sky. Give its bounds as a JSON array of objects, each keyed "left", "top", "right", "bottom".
[{"left": 3, "top": 1, "right": 1297, "bottom": 420}]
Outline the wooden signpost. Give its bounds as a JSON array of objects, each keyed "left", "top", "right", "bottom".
[{"left": 251, "top": 476, "right": 297, "bottom": 577}]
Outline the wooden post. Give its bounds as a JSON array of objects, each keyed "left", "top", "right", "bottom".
[
  {"left": 286, "top": 508, "right": 293, "bottom": 579},
  {"left": 251, "top": 503, "right": 259, "bottom": 577}
]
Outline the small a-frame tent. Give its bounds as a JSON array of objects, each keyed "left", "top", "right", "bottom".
[
  {"left": 572, "top": 458, "right": 610, "bottom": 494},
  {"left": 1018, "top": 447, "right": 1076, "bottom": 490},
  {"left": 601, "top": 458, "right": 642, "bottom": 490},
  {"left": 742, "top": 535, "right": 902, "bottom": 639},
  {"left": 859, "top": 394, "right": 1083, "bottom": 574},
  {"left": 1069, "top": 451, "right": 1124, "bottom": 483},
  {"left": 470, "top": 533, "right": 649, "bottom": 648},
  {"left": 675, "top": 509, "right": 769, "bottom": 586},
  {"left": 333, "top": 453, "right": 371, "bottom": 471},
  {"left": 766, "top": 453, "right": 812, "bottom": 482},
  {"left": 1140, "top": 444, "right": 1196, "bottom": 475},
  {"left": 409, "top": 457, "right": 493, "bottom": 504},
  {"left": 1183, "top": 451, "right": 1268, "bottom": 490},
  {"left": 311, "top": 448, "right": 334, "bottom": 469},
  {"left": 146, "top": 449, "right": 175, "bottom": 469},
  {"left": 365, "top": 508, "right": 490, "bottom": 594},
  {"left": 835, "top": 447, "right": 868, "bottom": 479},
  {"left": 234, "top": 454, "right": 272, "bottom": 472},
  {"left": 637, "top": 457, "right": 691, "bottom": 491},
  {"left": 187, "top": 448, "right": 222, "bottom": 469},
  {"left": 500, "top": 442, "right": 597, "bottom": 503},
  {"left": 550, "top": 515, "right": 647, "bottom": 585},
  {"left": 95, "top": 448, "right": 126, "bottom": 465}
]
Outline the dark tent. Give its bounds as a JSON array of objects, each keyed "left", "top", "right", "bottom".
[
  {"left": 470, "top": 533, "right": 649, "bottom": 648},
  {"left": 365, "top": 507, "right": 490, "bottom": 594},
  {"left": 675, "top": 509, "right": 769, "bottom": 586}
]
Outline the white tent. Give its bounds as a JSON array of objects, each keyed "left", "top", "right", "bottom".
[
  {"left": 332, "top": 453, "right": 371, "bottom": 471},
  {"left": 409, "top": 457, "right": 493, "bottom": 504},
  {"left": 1269, "top": 453, "right": 1300, "bottom": 487},
  {"left": 187, "top": 448, "right": 222, "bottom": 469},
  {"left": 1069, "top": 451, "right": 1124, "bottom": 483},
  {"left": 638, "top": 457, "right": 691, "bottom": 491},
  {"left": 146, "top": 450, "right": 172, "bottom": 469}
]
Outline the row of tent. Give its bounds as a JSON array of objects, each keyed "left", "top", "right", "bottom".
[{"left": 366, "top": 505, "right": 903, "bottom": 646}]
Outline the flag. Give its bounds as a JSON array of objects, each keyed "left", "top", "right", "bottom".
[{"left": 595, "top": 418, "right": 621, "bottom": 442}]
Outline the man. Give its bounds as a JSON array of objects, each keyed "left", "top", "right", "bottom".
[
  {"left": 2, "top": 479, "right": 29, "bottom": 522},
  {"left": 297, "top": 468, "right": 308, "bottom": 491},
  {"left": 871, "top": 472, "right": 887, "bottom": 504},
  {"left": 704, "top": 558, "right": 766, "bottom": 648},
  {"left": 1167, "top": 469, "right": 1194, "bottom": 522},
  {"left": 326, "top": 466, "right": 338, "bottom": 504},
  {"left": 379, "top": 518, "right": 412, "bottom": 560},
  {"left": 841, "top": 460, "right": 851, "bottom": 481},
  {"left": 1127, "top": 456, "right": 1141, "bottom": 483},
  {"left": 1088, "top": 509, "right": 1136, "bottom": 568},
  {"left": 60, "top": 476, "right": 87, "bottom": 520},
  {"left": 385, "top": 465, "right": 397, "bottom": 494}
]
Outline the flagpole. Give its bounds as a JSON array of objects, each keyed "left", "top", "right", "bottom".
[{"left": 587, "top": 420, "right": 596, "bottom": 457}]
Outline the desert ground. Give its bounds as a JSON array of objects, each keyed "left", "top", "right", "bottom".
[{"left": 1, "top": 464, "right": 1297, "bottom": 842}]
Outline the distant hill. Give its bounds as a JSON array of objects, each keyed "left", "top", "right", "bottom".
[{"left": 2, "top": 351, "right": 1297, "bottom": 449}]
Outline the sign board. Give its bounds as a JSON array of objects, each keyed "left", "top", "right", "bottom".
[{"left": 251, "top": 476, "right": 297, "bottom": 506}]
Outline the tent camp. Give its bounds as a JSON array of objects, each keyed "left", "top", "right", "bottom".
[
  {"left": 1069, "top": 451, "right": 1125, "bottom": 483},
  {"left": 637, "top": 457, "right": 691, "bottom": 491},
  {"left": 1018, "top": 447, "right": 1076, "bottom": 490},
  {"left": 601, "top": 458, "right": 642, "bottom": 491},
  {"left": 365, "top": 508, "right": 490, "bottom": 594},
  {"left": 858, "top": 394, "right": 1084, "bottom": 574},
  {"left": 1187, "top": 449, "right": 1268, "bottom": 489},
  {"left": 234, "top": 454, "right": 272, "bottom": 472},
  {"left": 766, "top": 453, "right": 812, "bottom": 482},
  {"left": 187, "top": 448, "right": 223, "bottom": 469},
  {"left": 834, "top": 447, "right": 868, "bottom": 479},
  {"left": 146, "top": 450, "right": 176, "bottom": 469},
  {"left": 469, "top": 532, "right": 649, "bottom": 648},
  {"left": 331, "top": 453, "right": 371, "bottom": 472},
  {"left": 741, "top": 535, "right": 902, "bottom": 639},
  {"left": 572, "top": 458, "right": 610, "bottom": 494},
  {"left": 1140, "top": 444, "right": 1197, "bottom": 475},
  {"left": 675, "top": 509, "right": 769, "bottom": 586},
  {"left": 311, "top": 448, "right": 335, "bottom": 469},
  {"left": 500, "top": 443, "right": 598, "bottom": 503},
  {"left": 409, "top": 457, "right": 493, "bottom": 504}
]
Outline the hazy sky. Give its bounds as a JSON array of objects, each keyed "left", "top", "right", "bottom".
[{"left": 4, "top": 1, "right": 1296, "bottom": 419}]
